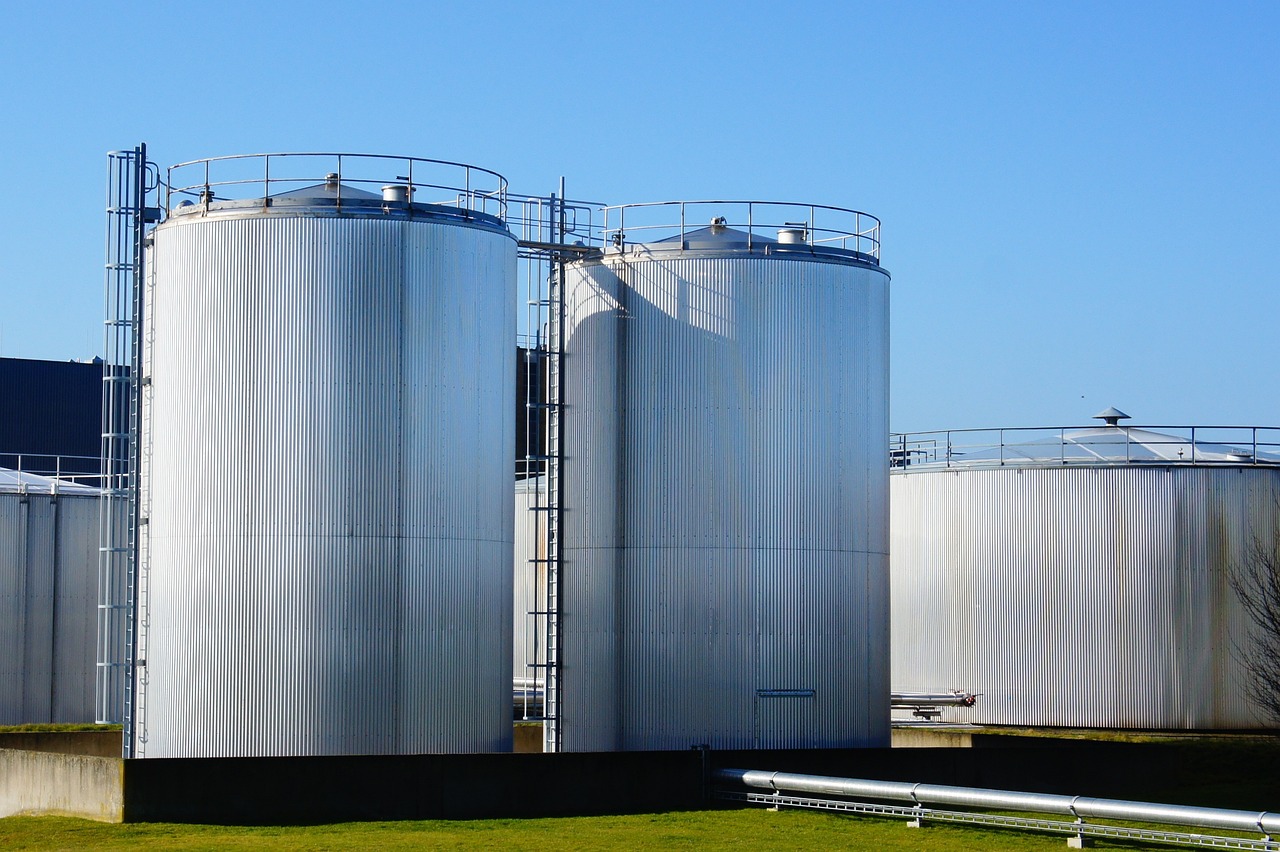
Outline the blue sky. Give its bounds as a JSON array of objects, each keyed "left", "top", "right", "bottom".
[{"left": 2, "top": 1, "right": 1276, "bottom": 432}]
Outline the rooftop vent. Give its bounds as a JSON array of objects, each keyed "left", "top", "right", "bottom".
[{"left": 1093, "top": 406, "right": 1132, "bottom": 428}]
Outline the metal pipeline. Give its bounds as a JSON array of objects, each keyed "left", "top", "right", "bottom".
[
  {"left": 890, "top": 691, "right": 978, "bottom": 707},
  {"left": 716, "top": 769, "right": 1280, "bottom": 835}
]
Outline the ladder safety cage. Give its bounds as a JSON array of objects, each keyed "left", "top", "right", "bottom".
[
  {"left": 98, "top": 146, "right": 160, "bottom": 755},
  {"left": 510, "top": 184, "right": 601, "bottom": 752}
]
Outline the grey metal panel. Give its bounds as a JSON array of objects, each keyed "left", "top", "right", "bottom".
[
  {"left": 20, "top": 496, "right": 56, "bottom": 723},
  {"left": 561, "top": 252, "right": 891, "bottom": 751},
  {"left": 514, "top": 478, "right": 547, "bottom": 682},
  {"left": 50, "top": 495, "right": 101, "bottom": 722},
  {"left": 890, "top": 465, "right": 1280, "bottom": 728},
  {"left": 0, "top": 495, "right": 28, "bottom": 723},
  {"left": 140, "top": 211, "right": 515, "bottom": 757},
  {"left": 0, "top": 492, "right": 104, "bottom": 725}
]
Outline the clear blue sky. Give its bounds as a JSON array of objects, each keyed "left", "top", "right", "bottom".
[{"left": 2, "top": 1, "right": 1276, "bottom": 432}]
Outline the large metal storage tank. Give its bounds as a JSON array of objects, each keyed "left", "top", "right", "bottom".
[
  {"left": 0, "top": 469, "right": 103, "bottom": 724},
  {"left": 137, "top": 154, "right": 515, "bottom": 757},
  {"left": 560, "top": 202, "right": 891, "bottom": 750},
  {"left": 891, "top": 412, "right": 1280, "bottom": 729}
]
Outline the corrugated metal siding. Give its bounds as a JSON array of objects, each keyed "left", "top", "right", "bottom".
[
  {"left": 561, "top": 252, "right": 891, "bottom": 751},
  {"left": 140, "top": 212, "right": 515, "bottom": 757},
  {"left": 0, "top": 492, "right": 105, "bottom": 724},
  {"left": 514, "top": 478, "right": 547, "bottom": 681},
  {"left": 890, "top": 465, "right": 1280, "bottom": 728}
]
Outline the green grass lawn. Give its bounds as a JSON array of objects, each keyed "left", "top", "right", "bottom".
[
  {"left": 0, "top": 723, "right": 120, "bottom": 734},
  {"left": 0, "top": 809, "right": 1167, "bottom": 851}
]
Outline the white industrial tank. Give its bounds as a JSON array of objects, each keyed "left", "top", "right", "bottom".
[
  {"left": 0, "top": 469, "right": 103, "bottom": 725},
  {"left": 559, "top": 202, "right": 891, "bottom": 750},
  {"left": 138, "top": 154, "right": 515, "bottom": 757},
  {"left": 890, "top": 411, "right": 1280, "bottom": 729}
]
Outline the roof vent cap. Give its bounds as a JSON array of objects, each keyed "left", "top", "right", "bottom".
[{"left": 1093, "top": 406, "right": 1131, "bottom": 427}]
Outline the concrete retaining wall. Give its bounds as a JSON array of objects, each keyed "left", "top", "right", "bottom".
[{"left": 0, "top": 748, "right": 122, "bottom": 822}]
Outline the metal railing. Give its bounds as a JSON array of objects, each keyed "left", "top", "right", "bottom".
[
  {"left": 891, "top": 425, "right": 1280, "bottom": 469},
  {"left": 0, "top": 452, "right": 105, "bottom": 488},
  {"left": 164, "top": 152, "right": 508, "bottom": 220},
  {"left": 598, "top": 200, "right": 881, "bottom": 262},
  {"left": 716, "top": 769, "right": 1280, "bottom": 850}
]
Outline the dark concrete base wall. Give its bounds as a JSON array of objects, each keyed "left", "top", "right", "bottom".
[
  {"left": 121, "top": 740, "right": 1197, "bottom": 824},
  {"left": 7, "top": 737, "right": 1269, "bottom": 824},
  {"left": 122, "top": 751, "right": 705, "bottom": 823}
]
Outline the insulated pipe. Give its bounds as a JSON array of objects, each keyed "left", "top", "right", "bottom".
[
  {"left": 716, "top": 769, "right": 1280, "bottom": 835},
  {"left": 891, "top": 691, "right": 977, "bottom": 707}
]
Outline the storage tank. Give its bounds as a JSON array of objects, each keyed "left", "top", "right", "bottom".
[
  {"left": 559, "top": 201, "right": 891, "bottom": 750},
  {"left": 0, "top": 467, "right": 104, "bottom": 724},
  {"left": 890, "top": 410, "right": 1280, "bottom": 728},
  {"left": 137, "top": 154, "right": 515, "bottom": 757}
]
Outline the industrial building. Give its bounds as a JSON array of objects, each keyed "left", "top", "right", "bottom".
[
  {"left": 890, "top": 409, "right": 1280, "bottom": 729},
  {"left": 0, "top": 470, "right": 104, "bottom": 725},
  {"left": 0, "top": 357, "right": 106, "bottom": 482}
]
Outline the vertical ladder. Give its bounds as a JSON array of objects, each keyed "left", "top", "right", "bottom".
[
  {"left": 515, "top": 185, "right": 571, "bottom": 752},
  {"left": 541, "top": 185, "right": 566, "bottom": 753},
  {"left": 98, "top": 145, "right": 156, "bottom": 756}
]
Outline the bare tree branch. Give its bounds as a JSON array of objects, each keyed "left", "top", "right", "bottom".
[{"left": 1228, "top": 501, "right": 1280, "bottom": 724}]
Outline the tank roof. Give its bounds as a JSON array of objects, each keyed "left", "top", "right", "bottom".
[
  {"left": 598, "top": 200, "right": 883, "bottom": 267},
  {"left": 651, "top": 225, "right": 777, "bottom": 249},
  {"left": 162, "top": 152, "right": 509, "bottom": 226},
  {"left": 269, "top": 181, "right": 382, "bottom": 201},
  {"left": 0, "top": 468, "right": 99, "bottom": 494},
  {"left": 892, "top": 422, "right": 1280, "bottom": 470}
]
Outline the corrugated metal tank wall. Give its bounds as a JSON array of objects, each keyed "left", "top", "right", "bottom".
[
  {"left": 0, "top": 492, "right": 104, "bottom": 724},
  {"left": 140, "top": 210, "right": 515, "bottom": 757},
  {"left": 560, "top": 249, "right": 891, "bottom": 751},
  {"left": 890, "top": 465, "right": 1280, "bottom": 728},
  {"left": 514, "top": 477, "right": 547, "bottom": 686}
]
